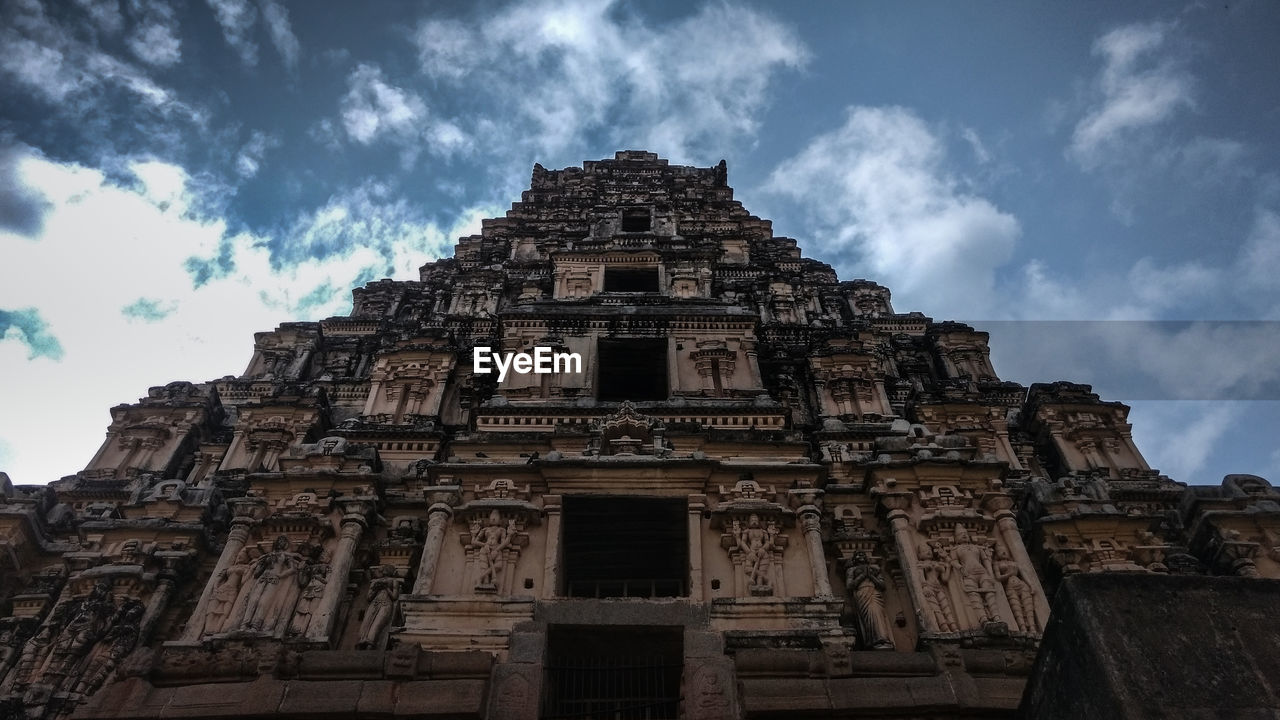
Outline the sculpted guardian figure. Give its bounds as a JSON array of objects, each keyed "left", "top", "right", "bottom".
[
  {"left": 733, "top": 514, "right": 778, "bottom": 591},
  {"left": 844, "top": 552, "right": 894, "bottom": 649},
  {"left": 288, "top": 554, "right": 330, "bottom": 637},
  {"left": 917, "top": 543, "right": 958, "bottom": 633},
  {"left": 202, "top": 555, "right": 248, "bottom": 635},
  {"left": 994, "top": 546, "right": 1036, "bottom": 631},
  {"left": 950, "top": 525, "right": 1000, "bottom": 624},
  {"left": 356, "top": 566, "right": 401, "bottom": 649},
  {"left": 242, "top": 536, "right": 305, "bottom": 633},
  {"left": 470, "top": 511, "right": 516, "bottom": 589}
]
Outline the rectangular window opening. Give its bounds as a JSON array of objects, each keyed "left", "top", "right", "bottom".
[
  {"left": 603, "top": 267, "right": 660, "bottom": 293},
  {"left": 597, "top": 338, "right": 667, "bottom": 402},
  {"left": 543, "top": 625, "right": 682, "bottom": 720},
  {"left": 621, "top": 209, "right": 652, "bottom": 233},
  {"left": 563, "top": 496, "right": 687, "bottom": 599}
]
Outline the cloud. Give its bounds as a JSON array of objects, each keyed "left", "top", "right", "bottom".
[
  {"left": 765, "top": 106, "right": 1019, "bottom": 318},
  {"left": 410, "top": 0, "right": 806, "bottom": 163},
  {"left": 0, "top": 147, "right": 52, "bottom": 237},
  {"left": 259, "top": 0, "right": 300, "bottom": 71},
  {"left": 337, "top": 63, "right": 468, "bottom": 163},
  {"left": 0, "top": 0, "right": 202, "bottom": 121},
  {"left": 125, "top": 0, "right": 182, "bottom": 67},
  {"left": 205, "top": 0, "right": 258, "bottom": 66},
  {"left": 121, "top": 297, "right": 177, "bottom": 322},
  {"left": 1069, "top": 21, "right": 1193, "bottom": 170},
  {"left": 0, "top": 307, "right": 63, "bottom": 360},
  {"left": 235, "top": 130, "right": 278, "bottom": 178},
  {"left": 340, "top": 64, "right": 428, "bottom": 144},
  {"left": 1130, "top": 402, "right": 1237, "bottom": 483}
]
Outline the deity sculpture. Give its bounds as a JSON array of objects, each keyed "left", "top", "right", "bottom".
[
  {"left": 47, "top": 581, "right": 114, "bottom": 677},
  {"left": 75, "top": 600, "right": 143, "bottom": 696},
  {"left": 469, "top": 511, "right": 516, "bottom": 590},
  {"left": 732, "top": 514, "right": 779, "bottom": 592},
  {"left": 917, "top": 543, "right": 958, "bottom": 633},
  {"left": 242, "top": 536, "right": 305, "bottom": 633},
  {"left": 949, "top": 525, "right": 1000, "bottom": 624},
  {"left": 844, "top": 552, "right": 894, "bottom": 649},
  {"left": 356, "top": 566, "right": 401, "bottom": 649},
  {"left": 202, "top": 556, "right": 248, "bottom": 636},
  {"left": 994, "top": 545, "right": 1036, "bottom": 631},
  {"left": 288, "top": 555, "right": 329, "bottom": 637}
]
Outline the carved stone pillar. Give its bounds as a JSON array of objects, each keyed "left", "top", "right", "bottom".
[
  {"left": 412, "top": 503, "right": 453, "bottom": 595},
  {"left": 140, "top": 572, "right": 177, "bottom": 641},
  {"left": 542, "top": 495, "right": 562, "bottom": 597},
  {"left": 798, "top": 505, "right": 832, "bottom": 598},
  {"left": 881, "top": 495, "right": 932, "bottom": 633},
  {"left": 308, "top": 500, "right": 370, "bottom": 642},
  {"left": 180, "top": 499, "right": 266, "bottom": 642},
  {"left": 688, "top": 495, "right": 706, "bottom": 601}
]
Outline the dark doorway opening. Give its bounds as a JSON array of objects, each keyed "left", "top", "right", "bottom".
[
  {"left": 604, "top": 267, "right": 660, "bottom": 293},
  {"left": 543, "top": 625, "right": 683, "bottom": 720},
  {"left": 563, "top": 496, "right": 688, "bottom": 598},
  {"left": 597, "top": 338, "right": 667, "bottom": 401}
]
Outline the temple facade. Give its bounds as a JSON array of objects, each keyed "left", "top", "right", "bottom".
[{"left": 1, "top": 151, "right": 1277, "bottom": 719}]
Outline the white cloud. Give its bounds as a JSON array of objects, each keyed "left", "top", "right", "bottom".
[
  {"left": 126, "top": 0, "right": 182, "bottom": 67},
  {"left": 765, "top": 106, "right": 1019, "bottom": 319},
  {"left": 259, "top": 0, "right": 300, "bottom": 71},
  {"left": 1130, "top": 402, "right": 1237, "bottom": 483},
  {"left": 205, "top": 0, "right": 258, "bottom": 66},
  {"left": 235, "top": 130, "right": 278, "bottom": 179},
  {"left": 410, "top": 0, "right": 806, "bottom": 163},
  {"left": 1069, "top": 21, "right": 1193, "bottom": 170},
  {"left": 337, "top": 63, "right": 469, "bottom": 163},
  {"left": 0, "top": 148, "right": 479, "bottom": 485}
]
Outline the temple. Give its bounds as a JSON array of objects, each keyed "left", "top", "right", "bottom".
[{"left": 1, "top": 151, "right": 1277, "bottom": 719}]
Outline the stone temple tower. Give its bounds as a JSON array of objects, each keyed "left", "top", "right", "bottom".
[{"left": 1, "top": 151, "right": 1278, "bottom": 719}]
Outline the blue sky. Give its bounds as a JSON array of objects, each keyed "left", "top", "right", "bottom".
[{"left": 2, "top": 0, "right": 1278, "bottom": 487}]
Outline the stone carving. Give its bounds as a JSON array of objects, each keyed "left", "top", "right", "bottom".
[
  {"left": 917, "top": 543, "right": 959, "bottom": 633},
  {"left": 844, "top": 552, "right": 894, "bottom": 649},
  {"left": 287, "top": 550, "right": 330, "bottom": 637},
  {"left": 356, "top": 566, "right": 401, "bottom": 649},
  {"left": 995, "top": 545, "right": 1036, "bottom": 632},
  {"left": 242, "top": 536, "right": 305, "bottom": 633},
  {"left": 732, "top": 514, "right": 780, "bottom": 594},
  {"left": 75, "top": 601, "right": 143, "bottom": 696},
  {"left": 203, "top": 556, "right": 249, "bottom": 635},
  {"left": 948, "top": 525, "right": 1000, "bottom": 625},
  {"left": 469, "top": 511, "right": 518, "bottom": 591}
]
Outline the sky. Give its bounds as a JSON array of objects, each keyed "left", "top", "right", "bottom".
[{"left": 2, "top": 0, "right": 1279, "bottom": 489}]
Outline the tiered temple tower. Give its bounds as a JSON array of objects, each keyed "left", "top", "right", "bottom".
[{"left": 1, "top": 152, "right": 1277, "bottom": 719}]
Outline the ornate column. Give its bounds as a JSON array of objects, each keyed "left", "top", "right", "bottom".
[
  {"left": 688, "top": 495, "right": 706, "bottom": 601},
  {"left": 308, "top": 499, "right": 372, "bottom": 642},
  {"left": 179, "top": 498, "right": 267, "bottom": 641},
  {"left": 542, "top": 495, "right": 562, "bottom": 597},
  {"left": 880, "top": 494, "right": 932, "bottom": 633},
  {"left": 798, "top": 505, "right": 833, "bottom": 598},
  {"left": 412, "top": 503, "right": 453, "bottom": 594}
]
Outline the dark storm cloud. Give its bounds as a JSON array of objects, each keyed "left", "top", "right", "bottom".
[
  {"left": 0, "top": 147, "right": 51, "bottom": 237},
  {"left": 0, "top": 307, "right": 64, "bottom": 360}
]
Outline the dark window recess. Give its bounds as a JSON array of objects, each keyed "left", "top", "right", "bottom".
[
  {"left": 603, "top": 267, "right": 660, "bottom": 293},
  {"left": 597, "top": 338, "right": 667, "bottom": 402},
  {"left": 563, "top": 496, "right": 687, "bottom": 598},
  {"left": 543, "top": 625, "right": 682, "bottom": 720},
  {"left": 621, "top": 209, "right": 651, "bottom": 232}
]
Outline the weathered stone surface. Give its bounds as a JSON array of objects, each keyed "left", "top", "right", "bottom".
[{"left": 1020, "top": 574, "right": 1280, "bottom": 719}]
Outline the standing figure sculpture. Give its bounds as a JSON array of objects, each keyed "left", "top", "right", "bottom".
[
  {"left": 949, "top": 525, "right": 1000, "bottom": 624},
  {"left": 917, "top": 543, "right": 959, "bottom": 633},
  {"left": 357, "top": 566, "right": 401, "bottom": 649},
  {"left": 844, "top": 552, "right": 894, "bottom": 649},
  {"left": 470, "top": 511, "right": 516, "bottom": 590},
  {"left": 75, "top": 600, "right": 143, "bottom": 696},
  {"left": 202, "top": 556, "right": 248, "bottom": 636},
  {"left": 242, "top": 536, "right": 305, "bottom": 633},
  {"left": 733, "top": 514, "right": 779, "bottom": 592},
  {"left": 47, "top": 581, "right": 114, "bottom": 677},
  {"left": 994, "top": 546, "right": 1036, "bottom": 631},
  {"left": 288, "top": 556, "right": 329, "bottom": 637}
]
